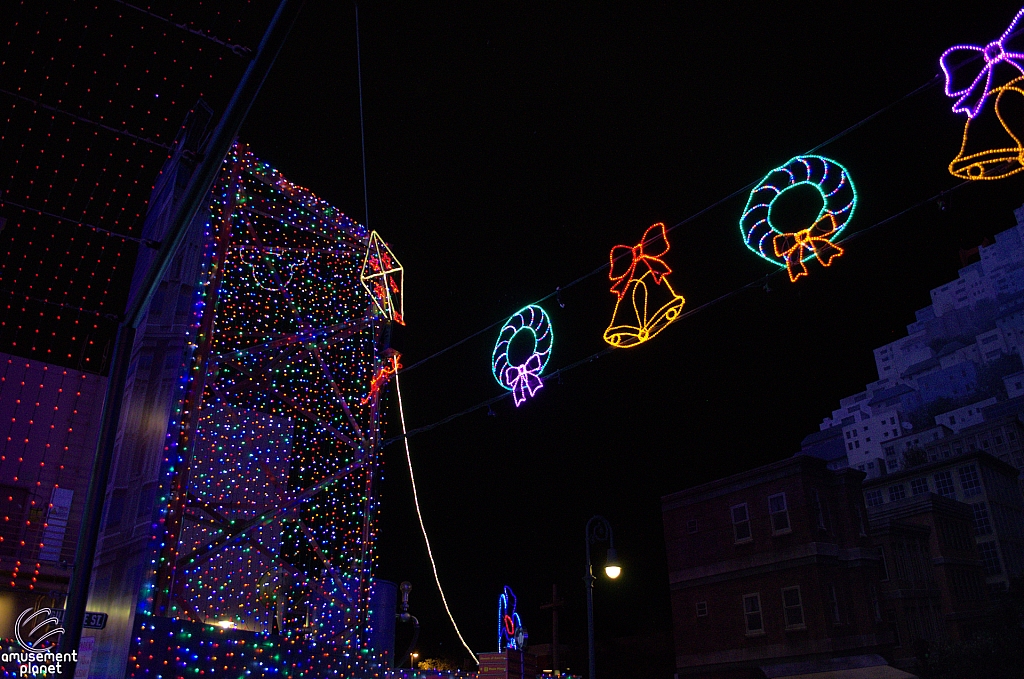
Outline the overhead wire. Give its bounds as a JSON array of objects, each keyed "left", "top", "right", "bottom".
[
  {"left": 383, "top": 178, "right": 974, "bottom": 448},
  {"left": 400, "top": 73, "right": 946, "bottom": 376}
]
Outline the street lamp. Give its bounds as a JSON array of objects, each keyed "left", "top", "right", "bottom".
[{"left": 584, "top": 515, "right": 620, "bottom": 679}]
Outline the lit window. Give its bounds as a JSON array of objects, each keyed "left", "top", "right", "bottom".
[
  {"left": 888, "top": 485, "right": 906, "bottom": 501},
  {"left": 865, "top": 489, "right": 884, "bottom": 507},
  {"left": 971, "top": 502, "right": 993, "bottom": 536},
  {"left": 910, "top": 478, "right": 929, "bottom": 496},
  {"left": 782, "top": 586, "right": 804, "bottom": 629},
  {"left": 769, "top": 493, "right": 790, "bottom": 534},
  {"left": 978, "top": 541, "right": 1002, "bottom": 575},
  {"left": 934, "top": 471, "right": 956, "bottom": 498},
  {"left": 732, "top": 503, "right": 752, "bottom": 543},
  {"left": 958, "top": 464, "right": 982, "bottom": 498},
  {"left": 696, "top": 601, "right": 707, "bottom": 618},
  {"left": 743, "top": 594, "right": 763, "bottom": 634}
]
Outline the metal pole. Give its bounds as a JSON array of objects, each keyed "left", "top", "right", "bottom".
[
  {"left": 59, "top": 0, "right": 305, "bottom": 666},
  {"left": 584, "top": 515, "right": 612, "bottom": 679}
]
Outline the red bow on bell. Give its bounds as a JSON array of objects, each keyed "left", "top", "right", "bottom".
[
  {"left": 609, "top": 223, "right": 673, "bottom": 299},
  {"left": 772, "top": 214, "right": 844, "bottom": 282}
]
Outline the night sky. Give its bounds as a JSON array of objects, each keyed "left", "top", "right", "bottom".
[{"left": 239, "top": 2, "right": 1024, "bottom": 668}]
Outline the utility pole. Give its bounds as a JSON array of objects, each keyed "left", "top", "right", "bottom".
[{"left": 540, "top": 584, "right": 564, "bottom": 674}]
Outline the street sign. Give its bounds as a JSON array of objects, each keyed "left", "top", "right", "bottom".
[{"left": 53, "top": 609, "right": 108, "bottom": 630}]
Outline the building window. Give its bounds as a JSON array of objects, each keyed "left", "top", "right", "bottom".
[
  {"left": 971, "top": 502, "right": 993, "bottom": 536},
  {"left": 978, "top": 541, "right": 1002, "bottom": 575},
  {"left": 854, "top": 440, "right": 860, "bottom": 449},
  {"left": 743, "top": 594, "right": 764, "bottom": 634},
  {"left": 686, "top": 519, "right": 698, "bottom": 534},
  {"left": 732, "top": 503, "right": 752, "bottom": 543},
  {"left": 958, "top": 464, "right": 982, "bottom": 498},
  {"left": 828, "top": 584, "right": 842, "bottom": 625},
  {"left": 865, "top": 489, "right": 884, "bottom": 507},
  {"left": 782, "top": 586, "right": 805, "bottom": 629},
  {"left": 884, "top": 445, "right": 896, "bottom": 456},
  {"left": 811, "top": 490, "right": 828, "bottom": 531},
  {"left": 769, "top": 493, "right": 791, "bottom": 534},
  {"left": 696, "top": 601, "right": 708, "bottom": 618},
  {"left": 934, "top": 470, "right": 956, "bottom": 498},
  {"left": 888, "top": 484, "right": 906, "bottom": 501},
  {"left": 887, "top": 610, "right": 901, "bottom": 647},
  {"left": 910, "top": 478, "right": 929, "bottom": 496}
]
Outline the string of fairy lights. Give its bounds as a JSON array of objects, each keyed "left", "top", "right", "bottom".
[{"left": 3, "top": 6, "right": 1023, "bottom": 678}]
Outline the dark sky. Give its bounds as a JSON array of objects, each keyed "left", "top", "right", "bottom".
[{"left": 240, "top": 2, "right": 1024, "bottom": 667}]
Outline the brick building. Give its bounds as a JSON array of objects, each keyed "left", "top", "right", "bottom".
[
  {"left": 861, "top": 452, "right": 1024, "bottom": 595},
  {"left": 867, "top": 493, "right": 990, "bottom": 668},
  {"left": 662, "top": 457, "right": 896, "bottom": 679}
]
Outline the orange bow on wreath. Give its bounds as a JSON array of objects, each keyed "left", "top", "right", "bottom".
[
  {"left": 772, "top": 213, "right": 844, "bottom": 282},
  {"left": 609, "top": 223, "right": 673, "bottom": 298}
]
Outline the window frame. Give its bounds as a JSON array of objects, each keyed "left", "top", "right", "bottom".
[
  {"left": 768, "top": 492, "right": 791, "bottom": 535},
  {"left": 732, "top": 503, "right": 752, "bottom": 543},
  {"left": 827, "top": 584, "right": 842, "bottom": 625},
  {"left": 695, "top": 601, "right": 708, "bottom": 618},
  {"left": 742, "top": 593, "right": 764, "bottom": 635},
  {"left": 781, "top": 586, "right": 805, "bottom": 630}
]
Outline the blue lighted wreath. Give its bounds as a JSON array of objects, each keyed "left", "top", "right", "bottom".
[{"left": 491, "top": 304, "right": 553, "bottom": 407}]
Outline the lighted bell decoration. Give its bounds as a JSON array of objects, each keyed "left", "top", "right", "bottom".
[
  {"left": 360, "top": 230, "right": 405, "bottom": 324},
  {"left": 940, "top": 9, "right": 1024, "bottom": 180},
  {"left": 949, "top": 75, "right": 1024, "bottom": 180},
  {"left": 603, "top": 223, "right": 686, "bottom": 348}
]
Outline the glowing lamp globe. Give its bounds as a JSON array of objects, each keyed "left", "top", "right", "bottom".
[{"left": 604, "top": 548, "right": 622, "bottom": 579}]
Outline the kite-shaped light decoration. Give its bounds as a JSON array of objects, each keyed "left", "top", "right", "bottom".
[
  {"left": 360, "top": 231, "right": 405, "bottom": 324},
  {"left": 492, "top": 305, "right": 553, "bottom": 407},
  {"left": 498, "top": 586, "right": 525, "bottom": 652},
  {"left": 740, "top": 155, "right": 856, "bottom": 282},
  {"left": 603, "top": 223, "right": 686, "bottom": 348},
  {"left": 941, "top": 8, "right": 1024, "bottom": 180}
]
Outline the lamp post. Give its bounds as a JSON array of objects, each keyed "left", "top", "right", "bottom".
[{"left": 584, "top": 515, "right": 621, "bottom": 679}]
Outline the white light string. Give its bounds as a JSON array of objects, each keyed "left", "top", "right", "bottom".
[{"left": 394, "top": 371, "right": 480, "bottom": 665}]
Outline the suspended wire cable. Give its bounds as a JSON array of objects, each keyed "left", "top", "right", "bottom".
[
  {"left": 401, "top": 72, "right": 944, "bottom": 376},
  {"left": 394, "top": 373, "right": 480, "bottom": 665},
  {"left": 384, "top": 178, "right": 974, "bottom": 448},
  {"left": 355, "top": 3, "right": 371, "bottom": 230},
  {"left": 111, "top": 0, "right": 253, "bottom": 56}
]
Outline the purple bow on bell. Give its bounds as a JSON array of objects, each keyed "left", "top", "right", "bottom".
[
  {"left": 502, "top": 354, "right": 544, "bottom": 407},
  {"left": 941, "top": 8, "right": 1024, "bottom": 119}
]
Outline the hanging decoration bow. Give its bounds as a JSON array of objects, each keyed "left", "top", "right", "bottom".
[
  {"left": 772, "top": 214, "right": 844, "bottom": 282},
  {"left": 608, "top": 223, "right": 673, "bottom": 299},
  {"left": 940, "top": 8, "right": 1024, "bottom": 119},
  {"left": 502, "top": 354, "right": 545, "bottom": 407}
]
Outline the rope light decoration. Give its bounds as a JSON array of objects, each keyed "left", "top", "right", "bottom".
[
  {"left": 491, "top": 305, "right": 553, "bottom": 407},
  {"left": 603, "top": 223, "right": 686, "bottom": 348},
  {"left": 360, "top": 230, "right": 405, "bottom": 325},
  {"left": 740, "top": 155, "right": 857, "bottom": 282},
  {"left": 941, "top": 8, "right": 1024, "bottom": 180},
  {"left": 498, "top": 585, "right": 525, "bottom": 652}
]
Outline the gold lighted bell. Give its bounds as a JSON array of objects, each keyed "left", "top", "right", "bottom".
[{"left": 950, "top": 75, "right": 1024, "bottom": 180}]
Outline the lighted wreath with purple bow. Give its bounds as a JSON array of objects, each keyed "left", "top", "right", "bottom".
[
  {"left": 940, "top": 8, "right": 1024, "bottom": 119},
  {"left": 491, "top": 305, "right": 553, "bottom": 407}
]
